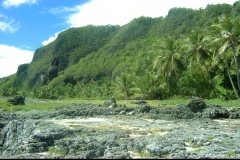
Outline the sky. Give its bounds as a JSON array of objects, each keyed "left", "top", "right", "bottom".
[{"left": 0, "top": 0, "right": 237, "bottom": 78}]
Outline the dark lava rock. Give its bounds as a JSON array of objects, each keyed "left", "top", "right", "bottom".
[
  {"left": 137, "top": 104, "right": 151, "bottom": 113},
  {"left": 203, "top": 106, "right": 229, "bottom": 119},
  {"left": 7, "top": 96, "right": 25, "bottom": 105},
  {"left": 131, "top": 100, "right": 147, "bottom": 105},
  {"left": 172, "top": 97, "right": 230, "bottom": 119},
  {"left": 186, "top": 97, "right": 206, "bottom": 112},
  {"left": 172, "top": 104, "right": 194, "bottom": 119},
  {"left": 103, "top": 98, "right": 117, "bottom": 108},
  {"left": 172, "top": 96, "right": 206, "bottom": 119}
]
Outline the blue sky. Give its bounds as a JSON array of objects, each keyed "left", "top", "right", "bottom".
[{"left": 0, "top": 0, "right": 237, "bottom": 78}]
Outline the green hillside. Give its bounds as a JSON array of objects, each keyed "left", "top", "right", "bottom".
[{"left": 1, "top": 1, "right": 240, "bottom": 100}]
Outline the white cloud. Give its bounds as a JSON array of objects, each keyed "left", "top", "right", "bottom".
[
  {"left": 0, "top": 21, "right": 17, "bottom": 33},
  {"left": 42, "top": 30, "right": 65, "bottom": 46},
  {"left": 0, "top": 14, "right": 19, "bottom": 33},
  {"left": 66, "top": 0, "right": 237, "bottom": 28},
  {"left": 43, "top": 0, "right": 236, "bottom": 46},
  {"left": 0, "top": 44, "right": 34, "bottom": 78},
  {"left": 2, "top": 0, "right": 37, "bottom": 8},
  {"left": 49, "top": 6, "right": 79, "bottom": 14}
]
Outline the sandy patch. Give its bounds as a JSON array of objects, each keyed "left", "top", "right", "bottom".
[{"left": 45, "top": 117, "right": 108, "bottom": 128}]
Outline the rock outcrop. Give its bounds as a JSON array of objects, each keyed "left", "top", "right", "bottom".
[
  {"left": 0, "top": 97, "right": 240, "bottom": 159},
  {"left": 172, "top": 97, "right": 231, "bottom": 119}
]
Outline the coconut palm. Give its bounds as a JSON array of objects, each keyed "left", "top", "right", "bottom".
[
  {"left": 134, "top": 69, "right": 168, "bottom": 99},
  {"left": 184, "top": 29, "right": 220, "bottom": 98},
  {"left": 214, "top": 49, "right": 240, "bottom": 99},
  {"left": 111, "top": 73, "right": 137, "bottom": 99},
  {"left": 210, "top": 15, "right": 240, "bottom": 92},
  {"left": 153, "top": 36, "right": 185, "bottom": 97}
]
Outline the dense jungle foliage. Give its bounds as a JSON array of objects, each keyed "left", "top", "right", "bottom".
[{"left": 0, "top": 1, "right": 240, "bottom": 100}]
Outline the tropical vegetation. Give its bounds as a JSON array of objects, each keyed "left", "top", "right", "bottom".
[{"left": 0, "top": 1, "right": 240, "bottom": 101}]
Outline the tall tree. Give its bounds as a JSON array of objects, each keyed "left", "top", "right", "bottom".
[
  {"left": 184, "top": 29, "right": 220, "bottom": 98},
  {"left": 213, "top": 48, "right": 240, "bottom": 99},
  {"left": 210, "top": 15, "right": 240, "bottom": 92},
  {"left": 111, "top": 73, "right": 136, "bottom": 99},
  {"left": 134, "top": 69, "right": 168, "bottom": 100},
  {"left": 153, "top": 36, "right": 185, "bottom": 97}
]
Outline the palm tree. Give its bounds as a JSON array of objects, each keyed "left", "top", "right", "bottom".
[
  {"left": 184, "top": 29, "right": 220, "bottom": 98},
  {"left": 134, "top": 69, "right": 168, "bottom": 99},
  {"left": 111, "top": 73, "right": 136, "bottom": 99},
  {"left": 225, "top": 59, "right": 240, "bottom": 99},
  {"left": 210, "top": 15, "right": 240, "bottom": 92},
  {"left": 214, "top": 49, "right": 240, "bottom": 99},
  {"left": 153, "top": 36, "right": 185, "bottom": 97}
]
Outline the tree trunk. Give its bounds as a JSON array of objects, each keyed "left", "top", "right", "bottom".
[
  {"left": 231, "top": 45, "right": 240, "bottom": 91},
  {"left": 203, "top": 63, "right": 219, "bottom": 98},
  {"left": 224, "top": 68, "right": 231, "bottom": 100},
  {"left": 174, "top": 69, "right": 183, "bottom": 97},
  {"left": 226, "top": 61, "right": 240, "bottom": 99}
]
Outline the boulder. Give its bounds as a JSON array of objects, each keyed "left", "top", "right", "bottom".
[
  {"left": 137, "top": 103, "right": 151, "bottom": 113},
  {"left": 172, "top": 97, "right": 231, "bottom": 119},
  {"left": 103, "top": 98, "right": 117, "bottom": 108},
  {"left": 202, "top": 106, "right": 229, "bottom": 119},
  {"left": 186, "top": 97, "right": 206, "bottom": 112},
  {"left": 7, "top": 96, "right": 25, "bottom": 105},
  {"left": 172, "top": 104, "right": 194, "bottom": 119}
]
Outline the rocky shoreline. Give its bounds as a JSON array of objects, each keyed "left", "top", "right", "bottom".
[{"left": 0, "top": 97, "right": 240, "bottom": 159}]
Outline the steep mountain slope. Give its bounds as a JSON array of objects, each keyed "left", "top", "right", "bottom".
[
  {"left": 0, "top": 2, "right": 236, "bottom": 90},
  {"left": 22, "top": 25, "right": 119, "bottom": 88}
]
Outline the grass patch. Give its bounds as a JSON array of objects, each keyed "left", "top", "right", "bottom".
[
  {"left": 162, "top": 154, "right": 170, "bottom": 158},
  {"left": 75, "top": 132, "right": 89, "bottom": 137},
  {"left": 186, "top": 138, "right": 192, "bottom": 143},
  {"left": 0, "top": 97, "right": 80, "bottom": 112},
  {"left": 139, "top": 150, "right": 153, "bottom": 158},
  {"left": 222, "top": 137, "right": 230, "bottom": 143},
  {"left": 116, "top": 138, "right": 125, "bottom": 146},
  {"left": 75, "top": 148, "right": 82, "bottom": 154},
  {"left": 0, "top": 99, "right": 63, "bottom": 112},
  {"left": 149, "top": 128, "right": 165, "bottom": 135},
  {"left": 205, "top": 98, "right": 240, "bottom": 108},
  {"left": 90, "top": 125, "right": 113, "bottom": 130},
  {"left": 206, "top": 136, "right": 214, "bottom": 141},
  {"left": 62, "top": 99, "right": 188, "bottom": 107},
  {"left": 196, "top": 148, "right": 206, "bottom": 153},
  {"left": 192, "top": 144, "right": 201, "bottom": 148},
  {"left": 0, "top": 97, "right": 239, "bottom": 113},
  {"left": 227, "top": 151, "right": 237, "bottom": 158},
  {"left": 48, "top": 146, "right": 66, "bottom": 156}
]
